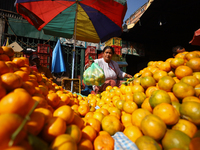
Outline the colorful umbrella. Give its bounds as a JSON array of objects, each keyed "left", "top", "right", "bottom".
[
  {"left": 15, "top": 0, "right": 127, "bottom": 91},
  {"left": 189, "top": 28, "right": 200, "bottom": 46}
]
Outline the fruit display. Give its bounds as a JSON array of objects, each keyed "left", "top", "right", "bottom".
[
  {"left": 83, "top": 62, "right": 105, "bottom": 86},
  {"left": 1, "top": 45, "right": 200, "bottom": 150}
]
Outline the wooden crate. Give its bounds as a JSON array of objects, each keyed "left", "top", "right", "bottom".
[
  {"left": 14, "top": 52, "right": 23, "bottom": 58},
  {"left": 62, "top": 78, "right": 81, "bottom": 93}
]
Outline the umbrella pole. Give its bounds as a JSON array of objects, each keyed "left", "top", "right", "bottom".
[{"left": 71, "top": 0, "right": 78, "bottom": 93}]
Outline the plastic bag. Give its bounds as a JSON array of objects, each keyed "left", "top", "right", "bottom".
[{"left": 83, "top": 63, "right": 105, "bottom": 86}]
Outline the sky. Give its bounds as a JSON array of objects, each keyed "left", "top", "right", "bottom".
[{"left": 123, "top": 0, "right": 148, "bottom": 23}]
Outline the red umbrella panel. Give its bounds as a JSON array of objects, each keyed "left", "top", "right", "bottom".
[{"left": 189, "top": 28, "right": 200, "bottom": 46}]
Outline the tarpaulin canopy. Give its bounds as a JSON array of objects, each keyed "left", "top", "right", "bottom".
[{"left": 8, "top": 18, "right": 57, "bottom": 41}]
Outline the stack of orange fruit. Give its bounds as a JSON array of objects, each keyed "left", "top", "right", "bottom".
[{"left": 1, "top": 45, "right": 200, "bottom": 150}]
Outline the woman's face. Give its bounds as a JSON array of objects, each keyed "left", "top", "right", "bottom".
[{"left": 103, "top": 48, "right": 113, "bottom": 63}]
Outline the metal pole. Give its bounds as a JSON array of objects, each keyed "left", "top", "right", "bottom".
[{"left": 71, "top": 0, "right": 78, "bottom": 92}]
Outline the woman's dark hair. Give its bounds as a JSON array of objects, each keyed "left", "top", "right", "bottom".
[
  {"left": 172, "top": 45, "right": 184, "bottom": 55},
  {"left": 103, "top": 46, "right": 115, "bottom": 54}
]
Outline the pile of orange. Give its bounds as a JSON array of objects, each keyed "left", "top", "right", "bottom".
[{"left": 1, "top": 45, "right": 200, "bottom": 150}]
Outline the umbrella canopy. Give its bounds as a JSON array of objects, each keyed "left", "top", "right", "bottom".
[
  {"left": 15, "top": 0, "right": 127, "bottom": 43},
  {"left": 189, "top": 28, "right": 200, "bottom": 46}
]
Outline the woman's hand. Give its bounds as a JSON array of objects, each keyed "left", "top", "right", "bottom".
[{"left": 125, "top": 74, "right": 133, "bottom": 78}]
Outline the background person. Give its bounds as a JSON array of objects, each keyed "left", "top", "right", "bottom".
[
  {"left": 172, "top": 45, "right": 186, "bottom": 57},
  {"left": 93, "top": 46, "right": 132, "bottom": 94},
  {"left": 29, "top": 54, "right": 53, "bottom": 79}
]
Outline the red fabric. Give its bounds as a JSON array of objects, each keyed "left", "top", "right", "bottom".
[
  {"left": 190, "top": 28, "right": 200, "bottom": 46},
  {"left": 94, "top": 79, "right": 123, "bottom": 94},
  {"left": 30, "top": 65, "right": 38, "bottom": 72},
  {"left": 81, "top": 0, "right": 127, "bottom": 28},
  {"left": 17, "top": 1, "right": 75, "bottom": 30}
]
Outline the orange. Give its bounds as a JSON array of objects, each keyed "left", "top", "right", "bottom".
[
  {"left": 135, "top": 136, "right": 162, "bottom": 150},
  {"left": 124, "top": 85, "right": 133, "bottom": 94},
  {"left": 0, "top": 85, "right": 6, "bottom": 99},
  {"left": 34, "top": 107, "right": 53, "bottom": 123},
  {"left": 82, "top": 125, "right": 97, "bottom": 142},
  {"left": 22, "top": 81, "right": 36, "bottom": 95},
  {"left": 0, "top": 88, "right": 34, "bottom": 117},
  {"left": 175, "top": 51, "right": 188, "bottom": 59},
  {"left": 124, "top": 93, "right": 133, "bottom": 101},
  {"left": 1, "top": 73, "right": 23, "bottom": 91},
  {"left": 101, "top": 115, "right": 122, "bottom": 136},
  {"left": 133, "top": 77, "right": 141, "bottom": 85},
  {"left": 168, "top": 92, "right": 179, "bottom": 102},
  {"left": 195, "top": 84, "right": 200, "bottom": 97},
  {"left": 71, "top": 113, "right": 84, "bottom": 129},
  {"left": 1, "top": 46, "right": 14, "bottom": 57},
  {"left": 93, "top": 112, "right": 105, "bottom": 123},
  {"left": 53, "top": 105, "right": 74, "bottom": 124},
  {"left": 123, "top": 125, "right": 143, "bottom": 143},
  {"left": 98, "top": 108, "right": 109, "bottom": 116},
  {"left": 153, "top": 70, "right": 168, "bottom": 82},
  {"left": 50, "top": 134, "right": 77, "bottom": 150},
  {"left": 170, "top": 57, "right": 185, "bottom": 69},
  {"left": 172, "top": 119, "right": 197, "bottom": 138},
  {"left": 131, "top": 108, "right": 151, "bottom": 129},
  {"left": 186, "top": 57, "right": 200, "bottom": 72},
  {"left": 27, "top": 111, "right": 45, "bottom": 136},
  {"left": 114, "top": 88, "right": 122, "bottom": 96},
  {"left": 0, "top": 46, "right": 4, "bottom": 54},
  {"left": 94, "top": 134, "right": 114, "bottom": 150},
  {"left": 12, "top": 57, "right": 25, "bottom": 68},
  {"left": 185, "top": 51, "right": 199, "bottom": 60},
  {"left": 0, "top": 54, "right": 10, "bottom": 61},
  {"left": 41, "top": 117, "right": 67, "bottom": 143},
  {"left": 116, "top": 99, "right": 125, "bottom": 110},
  {"left": 179, "top": 101, "right": 200, "bottom": 125},
  {"left": 84, "top": 112, "right": 94, "bottom": 120},
  {"left": 86, "top": 118, "right": 101, "bottom": 133},
  {"left": 77, "top": 138, "right": 93, "bottom": 150},
  {"left": 120, "top": 84, "right": 127, "bottom": 94},
  {"left": 122, "top": 101, "right": 138, "bottom": 114},
  {"left": 193, "top": 72, "right": 200, "bottom": 82},
  {"left": 140, "top": 76, "right": 156, "bottom": 89},
  {"left": 175, "top": 65, "right": 193, "bottom": 79},
  {"left": 78, "top": 104, "right": 90, "bottom": 116},
  {"left": 20, "top": 57, "right": 29, "bottom": 65},
  {"left": 149, "top": 89, "right": 171, "bottom": 108},
  {"left": 162, "top": 129, "right": 191, "bottom": 150},
  {"left": 106, "top": 85, "right": 112, "bottom": 91},
  {"left": 182, "top": 96, "right": 200, "bottom": 103},
  {"left": 121, "top": 113, "right": 133, "bottom": 127},
  {"left": 141, "top": 114, "right": 167, "bottom": 141},
  {"left": 131, "top": 84, "right": 144, "bottom": 93},
  {"left": 158, "top": 61, "right": 171, "bottom": 72},
  {"left": 46, "top": 92, "right": 60, "bottom": 108},
  {"left": 66, "top": 124, "right": 82, "bottom": 144},
  {"left": 158, "top": 76, "right": 176, "bottom": 92},
  {"left": 0, "top": 113, "right": 27, "bottom": 149},
  {"left": 4, "top": 146, "right": 27, "bottom": 150},
  {"left": 32, "top": 96, "right": 48, "bottom": 108},
  {"left": 59, "top": 94, "right": 70, "bottom": 105},
  {"left": 180, "top": 76, "right": 200, "bottom": 87},
  {"left": 190, "top": 137, "right": 200, "bottom": 150},
  {"left": 132, "top": 91, "right": 146, "bottom": 106},
  {"left": 171, "top": 101, "right": 181, "bottom": 116},
  {"left": 145, "top": 86, "right": 159, "bottom": 97},
  {"left": 141, "top": 70, "right": 153, "bottom": 77},
  {"left": 141, "top": 97, "right": 153, "bottom": 113},
  {"left": 14, "top": 71, "right": 29, "bottom": 82},
  {"left": 153, "top": 103, "right": 179, "bottom": 125},
  {"left": 172, "top": 82, "right": 195, "bottom": 99},
  {"left": 0, "top": 61, "right": 10, "bottom": 75}
]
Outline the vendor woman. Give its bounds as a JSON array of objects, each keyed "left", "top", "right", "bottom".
[{"left": 93, "top": 46, "right": 132, "bottom": 94}]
